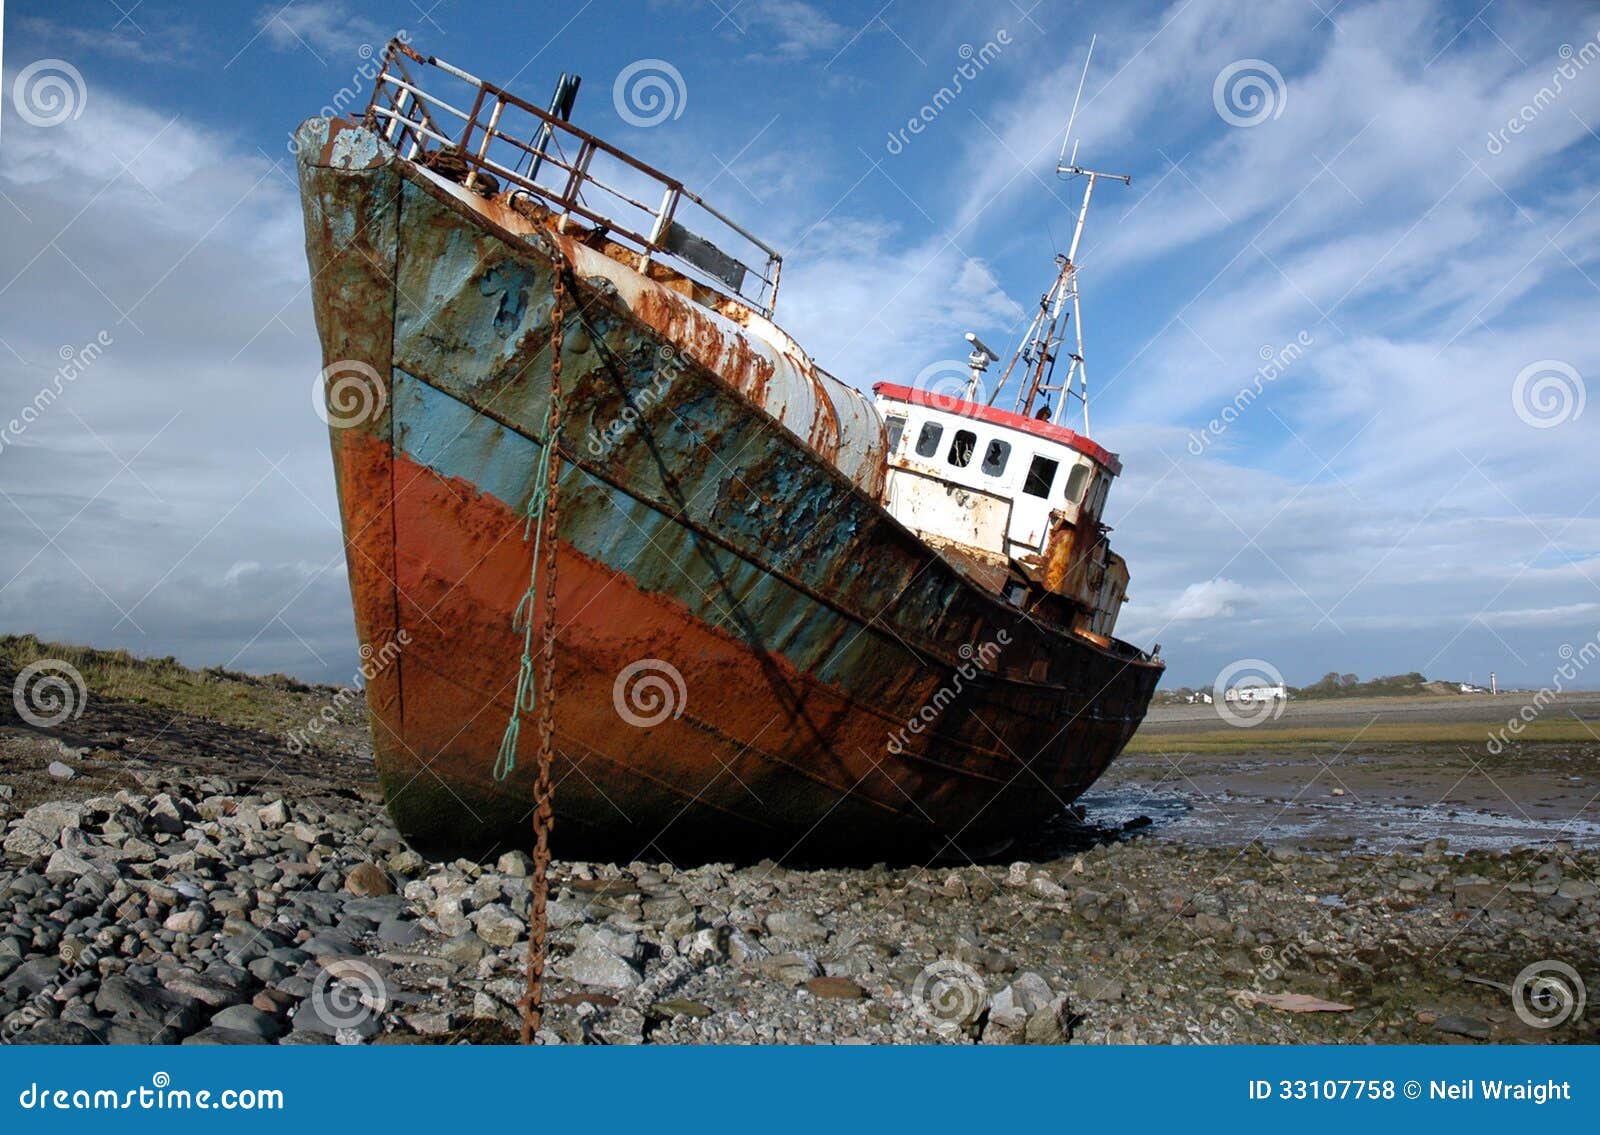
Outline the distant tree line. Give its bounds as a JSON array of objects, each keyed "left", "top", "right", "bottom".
[
  {"left": 1153, "top": 671, "right": 1437, "bottom": 704},
  {"left": 1293, "top": 672, "right": 1430, "bottom": 699}
]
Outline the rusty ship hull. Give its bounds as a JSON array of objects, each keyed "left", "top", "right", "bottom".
[{"left": 297, "top": 115, "right": 1162, "bottom": 863}]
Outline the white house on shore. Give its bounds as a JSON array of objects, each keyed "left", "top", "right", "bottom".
[{"left": 1223, "top": 684, "right": 1288, "bottom": 703}]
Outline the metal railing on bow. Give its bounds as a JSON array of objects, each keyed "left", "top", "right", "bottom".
[{"left": 362, "top": 39, "right": 783, "bottom": 316}]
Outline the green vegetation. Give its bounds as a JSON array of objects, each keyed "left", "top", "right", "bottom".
[
  {"left": 1294, "top": 671, "right": 1435, "bottom": 699},
  {"left": 0, "top": 633, "right": 348, "bottom": 739},
  {"left": 1127, "top": 719, "right": 1598, "bottom": 753}
]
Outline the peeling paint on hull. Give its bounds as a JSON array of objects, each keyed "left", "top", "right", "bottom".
[{"left": 297, "top": 117, "right": 1162, "bottom": 863}]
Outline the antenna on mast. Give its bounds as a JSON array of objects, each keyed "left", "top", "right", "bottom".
[
  {"left": 1055, "top": 35, "right": 1095, "bottom": 170},
  {"left": 990, "top": 35, "right": 1130, "bottom": 435}
]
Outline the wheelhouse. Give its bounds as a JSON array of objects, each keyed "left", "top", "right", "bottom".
[{"left": 873, "top": 382, "right": 1130, "bottom": 642}]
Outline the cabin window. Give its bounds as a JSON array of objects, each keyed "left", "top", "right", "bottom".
[
  {"left": 981, "top": 439, "right": 1011, "bottom": 477},
  {"left": 947, "top": 429, "right": 977, "bottom": 468},
  {"left": 1064, "top": 463, "right": 1091, "bottom": 503},
  {"left": 1022, "top": 455, "right": 1058, "bottom": 498},
  {"left": 885, "top": 414, "right": 906, "bottom": 453},
  {"left": 914, "top": 422, "right": 943, "bottom": 458},
  {"left": 1085, "top": 474, "right": 1110, "bottom": 516}
]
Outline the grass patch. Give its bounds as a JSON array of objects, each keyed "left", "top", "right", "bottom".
[
  {"left": 1126, "top": 718, "right": 1600, "bottom": 753},
  {"left": 0, "top": 633, "right": 354, "bottom": 740}
]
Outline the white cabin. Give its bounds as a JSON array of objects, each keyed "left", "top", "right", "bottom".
[{"left": 873, "top": 383, "right": 1130, "bottom": 640}]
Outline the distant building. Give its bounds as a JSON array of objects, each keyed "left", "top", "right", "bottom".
[
  {"left": 1184, "top": 691, "right": 1213, "bottom": 704},
  {"left": 1224, "top": 684, "right": 1287, "bottom": 703},
  {"left": 1459, "top": 682, "right": 1490, "bottom": 694}
]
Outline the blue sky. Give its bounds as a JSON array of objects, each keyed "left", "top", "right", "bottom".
[{"left": 1, "top": 0, "right": 1597, "bottom": 690}]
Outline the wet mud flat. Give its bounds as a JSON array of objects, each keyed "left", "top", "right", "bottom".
[
  {"left": 1111, "top": 694, "right": 1600, "bottom": 851},
  {"left": 0, "top": 671, "right": 1595, "bottom": 1045}
]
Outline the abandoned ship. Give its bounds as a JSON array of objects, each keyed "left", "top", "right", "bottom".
[{"left": 296, "top": 40, "right": 1163, "bottom": 863}]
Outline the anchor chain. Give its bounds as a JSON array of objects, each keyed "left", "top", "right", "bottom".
[{"left": 494, "top": 261, "right": 566, "bottom": 1044}]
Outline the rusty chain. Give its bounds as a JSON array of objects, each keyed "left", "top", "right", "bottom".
[{"left": 519, "top": 266, "right": 565, "bottom": 1044}]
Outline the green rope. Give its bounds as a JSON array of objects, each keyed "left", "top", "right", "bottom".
[{"left": 494, "top": 393, "right": 558, "bottom": 782}]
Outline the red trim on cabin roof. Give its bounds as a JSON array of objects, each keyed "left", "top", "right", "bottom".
[{"left": 872, "top": 383, "right": 1122, "bottom": 476}]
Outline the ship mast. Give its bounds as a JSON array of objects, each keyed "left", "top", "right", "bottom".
[{"left": 990, "top": 36, "right": 1129, "bottom": 435}]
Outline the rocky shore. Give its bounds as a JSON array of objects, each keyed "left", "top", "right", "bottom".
[{"left": 3, "top": 758, "right": 1595, "bottom": 1045}]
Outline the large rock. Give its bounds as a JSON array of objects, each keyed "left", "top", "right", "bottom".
[
  {"left": 1452, "top": 876, "right": 1506, "bottom": 910},
  {"left": 437, "top": 933, "right": 488, "bottom": 966},
  {"left": 1007, "top": 972, "right": 1054, "bottom": 1014},
  {"left": 376, "top": 916, "right": 423, "bottom": 947},
  {"left": 290, "top": 995, "right": 381, "bottom": 1040},
  {"left": 1023, "top": 998, "right": 1073, "bottom": 1044},
  {"left": 164, "top": 908, "right": 210, "bottom": 935},
  {"left": 2, "top": 827, "right": 55, "bottom": 860},
  {"left": 556, "top": 945, "right": 642, "bottom": 990},
  {"left": 472, "top": 904, "right": 525, "bottom": 948},
  {"left": 44, "top": 849, "right": 101, "bottom": 878},
  {"left": 165, "top": 971, "right": 248, "bottom": 1009},
  {"left": 11, "top": 1020, "right": 99, "bottom": 1045},
  {"left": 183, "top": 1026, "right": 268, "bottom": 1045},
  {"left": 575, "top": 924, "right": 639, "bottom": 960},
  {"left": 210, "top": 1004, "right": 284, "bottom": 1040},
  {"left": 19, "top": 801, "right": 85, "bottom": 837},
  {"left": 806, "top": 976, "right": 865, "bottom": 999},
  {"left": 764, "top": 910, "right": 828, "bottom": 943},
  {"left": 1434, "top": 1014, "right": 1491, "bottom": 1040},
  {"left": 93, "top": 976, "right": 206, "bottom": 1035},
  {"left": 755, "top": 952, "right": 821, "bottom": 983},
  {"left": 430, "top": 894, "right": 472, "bottom": 937},
  {"left": 344, "top": 862, "right": 393, "bottom": 897},
  {"left": 496, "top": 851, "right": 533, "bottom": 877}
]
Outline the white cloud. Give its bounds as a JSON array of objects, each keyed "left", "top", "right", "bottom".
[
  {"left": 255, "top": 1, "right": 387, "bottom": 62},
  {"left": 1163, "top": 577, "right": 1254, "bottom": 622},
  {"left": 0, "top": 80, "right": 347, "bottom": 680}
]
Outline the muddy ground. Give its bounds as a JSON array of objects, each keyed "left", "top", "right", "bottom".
[{"left": 1098, "top": 695, "right": 1600, "bottom": 851}]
